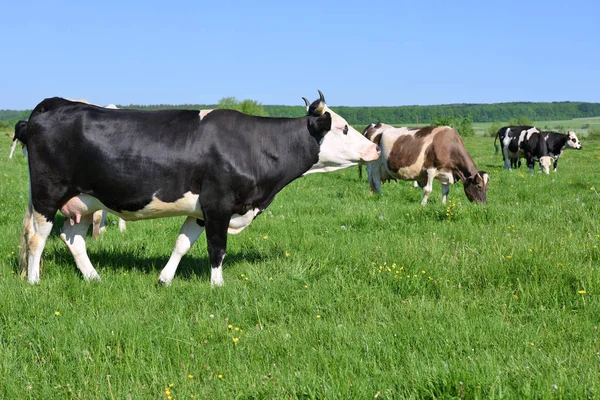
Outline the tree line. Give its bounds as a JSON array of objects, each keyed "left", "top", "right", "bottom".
[{"left": 2, "top": 100, "right": 599, "bottom": 132}]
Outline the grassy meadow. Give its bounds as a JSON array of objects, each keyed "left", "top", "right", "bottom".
[{"left": 0, "top": 129, "right": 599, "bottom": 399}]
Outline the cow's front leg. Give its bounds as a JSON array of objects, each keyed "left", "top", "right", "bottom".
[
  {"left": 441, "top": 183, "right": 450, "bottom": 205},
  {"left": 158, "top": 217, "right": 205, "bottom": 285},
  {"left": 421, "top": 168, "right": 436, "bottom": 206},
  {"left": 204, "top": 211, "right": 231, "bottom": 287},
  {"left": 526, "top": 155, "right": 535, "bottom": 173}
]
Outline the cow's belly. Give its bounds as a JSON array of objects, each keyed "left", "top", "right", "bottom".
[
  {"left": 435, "top": 171, "right": 455, "bottom": 185},
  {"left": 116, "top": 192, "right": 203, "bottom": 220},
  {"left": 59, "top": 193, "right": 258, "bottom": 234},
  {"left": 393, "top": 163, "right": 424, "bottom": 180}
]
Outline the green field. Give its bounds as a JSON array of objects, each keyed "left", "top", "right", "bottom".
[{"left": 1, "top": 130, "right": 599, "bottom": 399}]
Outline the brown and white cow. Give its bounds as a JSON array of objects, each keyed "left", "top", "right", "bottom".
[{"left": 364, "top": 123, "right": 489, "bottom": 205}]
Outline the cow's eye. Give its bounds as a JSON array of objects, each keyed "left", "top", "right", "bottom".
[
  {"left": 343, "top": 125, "right": 348, "bottom": 135},
  {"left": 571, "top": 138, "right": 576, "bottom": 142}
]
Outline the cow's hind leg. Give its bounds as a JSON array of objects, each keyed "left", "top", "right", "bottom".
[
  {"left": 158, "top": 217, "right": 205, "bottom": 285},
  {"left": 60, "top": 214, "right": 101, "bottom": 281},
  {"left": 91, "top": 210, "right": 106, "bottom": 238},
  {"left": 20, "top": 201, "right": 54, "bottom": 283},
  {"left": 502, "top": 147, "right": 511, "bottom": 170}
]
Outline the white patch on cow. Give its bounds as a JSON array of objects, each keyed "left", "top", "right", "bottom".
[
  {"left": 105, "top": 104, "right": 118, "bottom": 109},
  {"left": 117, "top": 192, "right": 203, "bottom": 220},
  {"left": 525, "top": 127, "right": 539, "bottom": 140},
  {"left": 26, "top": 209, "right": 54, "bottom": 284},
  {"left": 501, "top": 129, "right": 513, "bottom": 169},
  {"left": 566, "top": 131, "right": 582, "bottom": 149},
  {"left": 306, "top": 105, "right": 379, "bottom": 174},
  {"left": 228, "top": 208, "right": 260, "bottom": 234},
  {"left": 199, "top": 109, "right": 214, "bottom": 120},
  {"left": 539, "top": 156, "right": 552, "bottom": 174},
  {"left": 211, "top": 253, "right": 226, "bottom": 287}
]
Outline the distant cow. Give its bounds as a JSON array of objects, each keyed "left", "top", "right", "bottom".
[
  {"left": 495, "top": 126, "right": 581, "bottom": 173},
  {"left": 364, "top": 123, "right": 489, "bottom": 205},
  {"left": 20, "top": 91, "right": 380, "bottom": 286},
  {"left": 542, "top": 131, "right": 582, "bottom": 171},
  {"left": 494, "top": 126, "right": 539, "bottom": 169},
  {"left": 9, "top": 120, "right": 29, "bottom": 159}
]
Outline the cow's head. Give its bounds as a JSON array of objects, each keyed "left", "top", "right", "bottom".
[
  {"left": 361, "top": 122, "right": 390, "bottom": 145},
  {"left": 463, "top": 171, "right": 489, "bottom": 204},
  {"left": 539, "top": 156, "right": 552, "bottom": 174},
  {"left": 305, "top": 91, "right": 380, "bottom": 173},
  {"left": 566, "top": 131, "right": 582, "bottom": 150}
]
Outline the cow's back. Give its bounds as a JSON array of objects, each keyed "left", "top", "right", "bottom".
[{"left": 27, "top": 98, "right": 206, "bottom": 209}]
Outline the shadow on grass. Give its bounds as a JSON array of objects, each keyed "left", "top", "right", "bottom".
[{"left": 14, "top": 215, "right": 278, "bottom": 282}]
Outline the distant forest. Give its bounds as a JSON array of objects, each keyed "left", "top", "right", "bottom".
[{"left": 2, "top": 101, "right": 599, "bottom": 128}]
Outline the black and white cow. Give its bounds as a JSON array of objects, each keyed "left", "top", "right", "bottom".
[
  {"left": 9, "top": 120, "right": 29, "bottom": 159},
  {"left": 542, "top": 131, "right": 582, "bottom": 172},
  {"left": 10, "top": 106, "right": 128, "bottom": 237},
  {"left": 20, "top": 92, "right": 380, "bottom": 286},
  {"left": 495, "top": 126, "right": 582, "bottom": 173},
  {"left": 494, "top": 126, "right": 540, "bottom": 170}
]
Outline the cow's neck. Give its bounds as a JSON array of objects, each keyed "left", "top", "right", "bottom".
[{"left": 454, "top": 151, "right": 480, "bottom": 182}]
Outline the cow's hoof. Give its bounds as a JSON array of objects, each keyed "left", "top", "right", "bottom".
[{"left": 157, "top": 277, "right": 172, "bottom": 286}]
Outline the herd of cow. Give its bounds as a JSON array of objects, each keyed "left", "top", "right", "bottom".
[{"left": 6, "top": 94, "right": 583, "bottom": 286}]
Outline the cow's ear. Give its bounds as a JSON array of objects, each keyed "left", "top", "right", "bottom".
[{"left": 308, "top": 112, "right": 332, "bottom": 136}]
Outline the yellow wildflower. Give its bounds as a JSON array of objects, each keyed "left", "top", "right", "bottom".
[
  {"left": 578, "top": 290, "right": 586, "bottom": 294},
  {"left": 232, "top": 337, "right": 239, "bottom": 344},
  {"left": 54, "top": 311, "right": 60, "bottom": 316}
]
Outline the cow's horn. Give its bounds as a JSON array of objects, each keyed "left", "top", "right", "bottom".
[
  {"left": 317, "top": 90, "right": 326, "bottom": 104},
  {"left": 302, "top": 97, "right": 310, "bottom": 108}
]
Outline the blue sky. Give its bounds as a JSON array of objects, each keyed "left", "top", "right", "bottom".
[{"left": 1, "top": 0, "right": 598, "bottom": 109}]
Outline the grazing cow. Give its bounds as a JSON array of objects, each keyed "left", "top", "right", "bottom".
[
  {"left": 9, "top": 120, "right": 29, "bottom": 159},
  {"left": 541, "top": 131, "right": 582, "bottom": 171},
  {"left": 20, "top": 91, "right": 380, "bottom": 286},
  {"left": 364, "top": 123, "right": 489, "bottom": 205}
]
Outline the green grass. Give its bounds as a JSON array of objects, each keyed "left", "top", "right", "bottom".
[{"left": 1, "top": 132, "right": 599, "bottom": 399}]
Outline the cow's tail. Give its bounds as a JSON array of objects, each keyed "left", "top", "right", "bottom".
[{"left": 19, "top": 195, "right": 34, "bottom": 278}]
